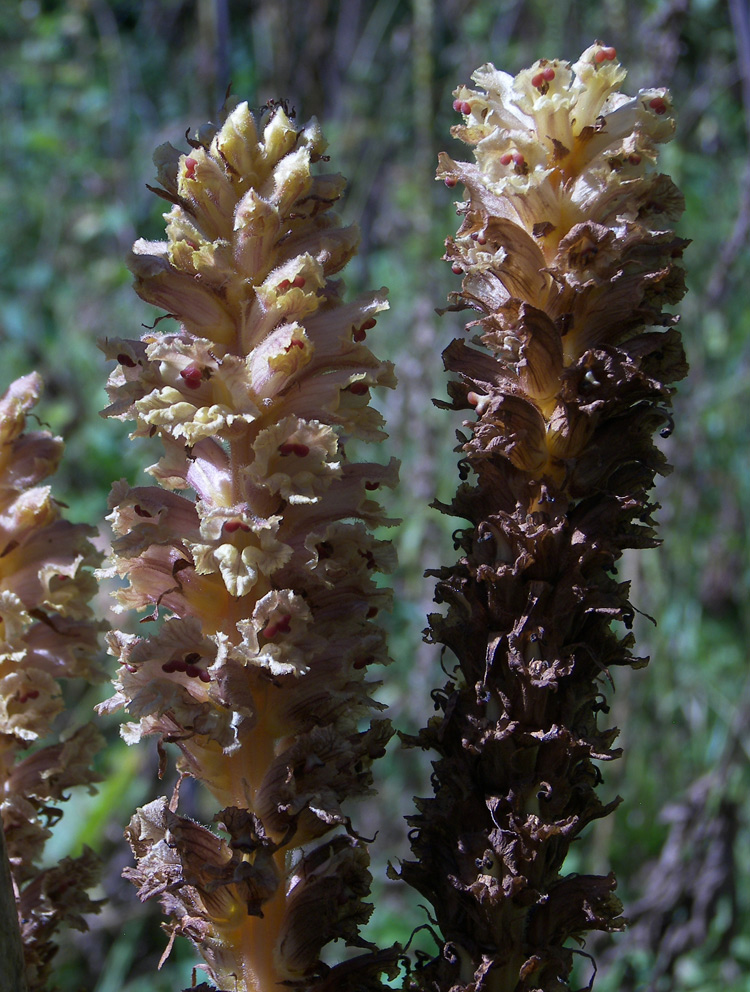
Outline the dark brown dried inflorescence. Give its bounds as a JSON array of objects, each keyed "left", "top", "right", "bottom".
[{"left": 400, "top": 44, "right": 688, "bottom": 991}]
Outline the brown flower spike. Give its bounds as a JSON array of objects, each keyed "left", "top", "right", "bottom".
[
  {"left": 0, "top": 374, "right": 105, "bottom": 991},
  {"left": 400, "top": 44, "right": 688, "bottom": 990},
  {"left": 98, "top": 102, "right": 398, "bottom": 990}
]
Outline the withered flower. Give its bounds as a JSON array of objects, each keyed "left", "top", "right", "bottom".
[
  {"left": 400, "top": 44, "right": 688, "bottom": 990},
  {"left": 0, "top": 374, "right": 105, "bottom": 991},
  {"left": 98, "top": 102, "right": 399, "bottom": 990}
]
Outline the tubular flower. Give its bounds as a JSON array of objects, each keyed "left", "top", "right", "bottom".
[
  {"left": 97, "top": 101, "right": 399, "bottom": 991},
  {"left": 0, "top": 374, "right": 105, "bottom": 991},
  {"left": 401, "top": 44, "right": 688, "bottom": 991}
]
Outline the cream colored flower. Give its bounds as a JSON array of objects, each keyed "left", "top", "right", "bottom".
[{"left": 100, "top": 100, "right": 397, "bottom": 991}]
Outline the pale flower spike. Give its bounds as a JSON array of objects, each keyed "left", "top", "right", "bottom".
[
  {"left": 401, "top": 45, "right": 687, "bottom": 991},
  {"left": 0, "top": 374, "right": 105, "bottom": 991},
  {"left": 98, "top": 100, "right": 400, "bottom": 991}
]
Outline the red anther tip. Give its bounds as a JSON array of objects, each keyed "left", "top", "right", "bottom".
[
  {"left": 277, "top": 279, "right": 291, "bottom": 292},
  {"left": 117, "top": 353, "right": 137, "bottom": 368},
  {"left": 292, "top": 274, "right": 306, "bottom": 288},
  {"left": 452, "top": 98, "right": 463, "bottom": 112},
  {"left": 133, "top": 504, "right": 152, "bottom": 518},
  {"left": 366, "top": 606, "right": 379, "bottom": 618},
  {"left": 264, "top": 615, "right": 291, "bottom": 639},
  {"left": 467, "top": 391, "right": 479, "bottom": 406},
  {"left": 451, "top": 263, "right": 463, "bottom": 274},
  {"left": 542, "top": 67, "right": 556, "bottom": 81},
  {"left": 460, "top": 101, "right": 472, "bottom": 115},
  {"left": 604, "top": 46, "right": 617, "bottom": 60},
  {"left": 531, "top": 73, "right": 544, "bottom": 88},
  {"left": 512, "top": 152, "right": 525, "bottom": 165},
  {"left": 444, "top": 176, "right": 457, "bottom": 187},
  {"left": 199, "top": 670, "right": 211, "bottom": 683},
  {"left": 184, "top": 157, "right": 197, "bottom": 178},
  {"left": 180, "top": 365, "right": 203, "bottom": 388},
  {"left": 284, "top": 338, "right": 305, "bottom": 352},
  {"left": 649, "top": 97, "right": 667, "bottom": 115},
  {"left": 361, "top": 318, "right": 377, "bottom": 330},
  {"left": 365, "top": 481, "right": 379, "bottom": 491},
  {"left": 223, "top": 520, "right": 244, "bottom": 533},
  {"left": 628, "top": 153, "right": 642, "bottom": 165},
  {"left": 349, "top": 381, "right": 370, "bottom": 395},
  {"left": 278, "top": 442, "right": 296, "bottom": 456},
  {"left": 353, "top": 328, "right": 367, "bottom": 342},
  {"left": 500, "top": 152, "right": 513, "bottom": 166},
  {"left": 292, "top": 443, "right": 310, "bottom": 457}
]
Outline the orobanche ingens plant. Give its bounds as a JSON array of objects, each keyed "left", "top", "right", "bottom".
[
  {"left": 96, "top": 100, "right": 399, "bottom": 991},
  {"left": 0, "top": 42, "right": 687, "bottom": 992},
  {"left": 400, "top": 42, "right": 686, "bottom": 992},
  {"left": 0, "top": 375, "right": 104, "bottom": 991}
]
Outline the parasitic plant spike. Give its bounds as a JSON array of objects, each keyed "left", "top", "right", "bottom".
[
  {"left": 98, "top": 100, "right": 400, "bottom": 991},
  {"left": 0, "top": 374, "right": 105, "bottom": 992},
  {"left": 401, "top": 43, "right": 688, "bottom": 991}
]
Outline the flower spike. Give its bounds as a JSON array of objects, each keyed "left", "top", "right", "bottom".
[
  {"left": 402, "top": 44, "right": 687, "bottom": 991},
  {"left": 0, "top": 374, "right": 105, "bottom": 991},
  {"left": 99, "top": 101, "right": 399, "bottom": 991}
]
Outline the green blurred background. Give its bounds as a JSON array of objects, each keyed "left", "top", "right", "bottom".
[{"left": 1, "top": 0, "right": 748, "bottom": 989}]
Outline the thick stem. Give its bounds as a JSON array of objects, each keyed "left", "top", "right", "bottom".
[
  {"left": 225, "top": 862, "right": 288, "bottom": 992},
  {"left": 0, "top": 825, "right": 27, "bottom": 992}
]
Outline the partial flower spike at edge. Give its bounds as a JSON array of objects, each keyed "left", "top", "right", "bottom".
[
  {"left": 98, "top": 102, "right": 399, "bottom": 991},
  {"left": 400, "top": 44, "right": 687, "bottom": 991},
  {"left": 0, "top": 374, "right": 105, "bottom": 992}
]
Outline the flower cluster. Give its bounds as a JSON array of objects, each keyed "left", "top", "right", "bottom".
[
  {"left": 401, "top": 44, "right": 687, "bottom": 990},
  {"left": 0, "top": 374, "right": 104, "bottom": 991},
  {"left": 98, "top": 101, "right": 398, "bottom": 991}
]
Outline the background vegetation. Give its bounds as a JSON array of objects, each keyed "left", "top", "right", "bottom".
[{"left": 0, "top": 1, "right": 747, "bottom": 989}]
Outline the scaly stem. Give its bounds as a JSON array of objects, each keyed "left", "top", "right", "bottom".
[{"left": 0, "top": 825, "right": 26, "bottom": 992}]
